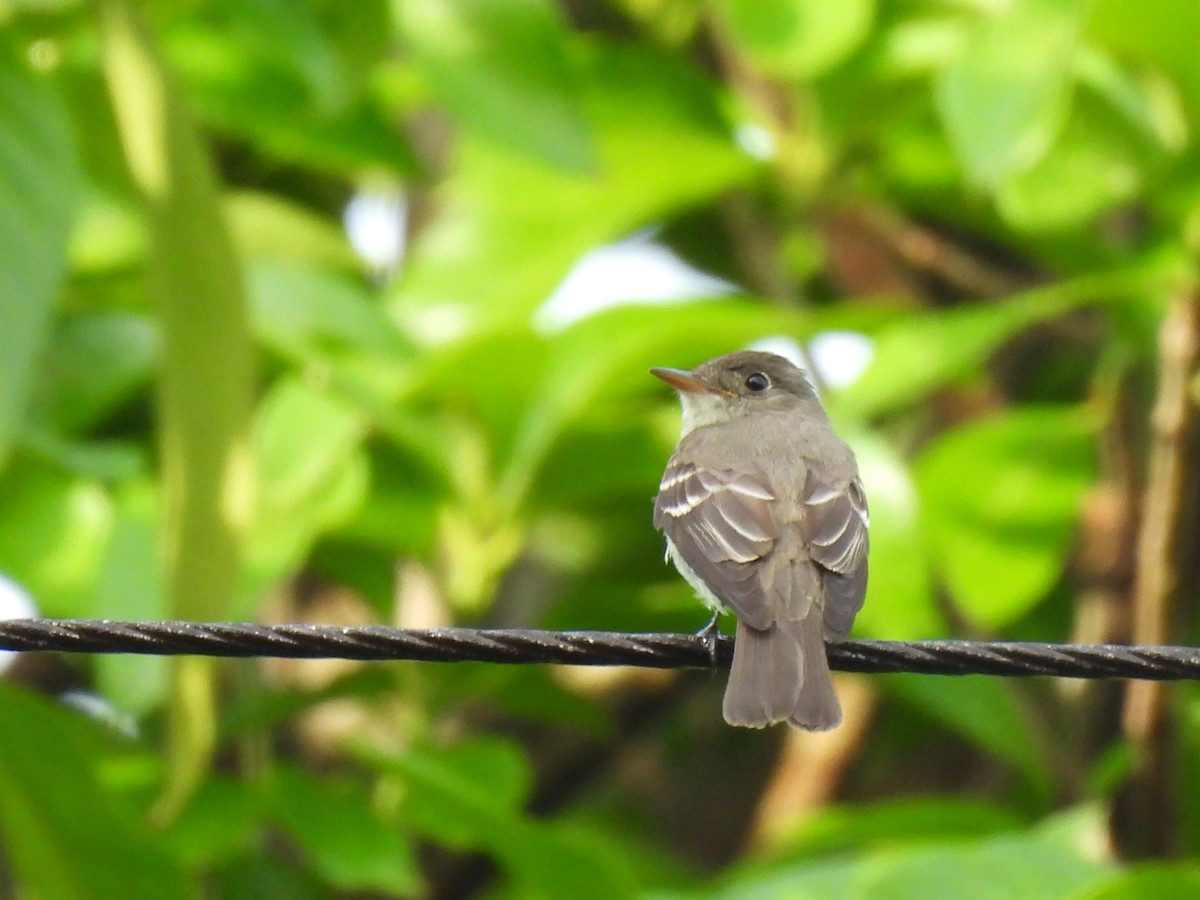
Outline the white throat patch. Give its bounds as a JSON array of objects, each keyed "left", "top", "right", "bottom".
[{"left": 678, "top": 393, "right": 732, "bottom": 437}]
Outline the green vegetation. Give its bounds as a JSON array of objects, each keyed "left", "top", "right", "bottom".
[{"left": 2, "top": 0, "right": 1200, "bottom": 896}]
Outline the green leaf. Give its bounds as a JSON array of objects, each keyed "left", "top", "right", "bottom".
[
  {"left": 268, "top": 767, "right": 420, "bottom": 895},
  {"left": 396, "top": 0, "right": 594, "bottom": 170},
  {"left": 885, "top": 674, "right": 1052, "bottom": 799},
  {"left": 499, "top": 300, "right": 810, "bottom": 507},
  {"left": 0, "top": 35, "right": 81, "bottom": 472},
  {"left": 393, "top": 43, "right": 750, "bottom": 333},
  {"left": 3, "top": 0, "right": 84, "bottom": 10},
  {"left": 996, "top": 88, "right": 1159, "bottom": 232},
  {"left": 402, "top": 325, "right": 550, "bottom": 484},
  {"left": 162, "top": 776, "right": 260, "bottom": 866},
  {"left": 484, "top": 665, "right": 614, "bottom": 732},
  {"left": 19, "top": 433, "right": 145, "bottom": 483},
  {"left": 843, "top": 270, "right": 1168, "bottom": 418},
  {"left": 855, "top": 807, "right": 1111, "bottom": 900},
  {"left": 344, "top": 445, "right": 443, "bottom": 559},
  {"left": 67, "top": 190, "right": 146, "bottom": 273},
  {"left": 90, "top": 481, "right": 168, "bottom": 715},
  {"left": 672, "top": 800, "right": 1018, "bottom": 899},
  {"left": 783, "top": 796, "right": 1022, "bottom": 857},
  {"left": 1073, "top": 866, "right": 1200, "bottom": 899},
  {"left": 493, "top": 824, "right": 635, "bottom": 900},
  {"left": 32, "top": 313, "right": 157, "bottom": 434},
  {"left": 162, "top": 4, "right": 415, "bottom": 174},
  {"left": 935, "top": 0, "right": 1089, "bottom": 186},
  {"left": 668, "top": 856, "right": 859, "bottom": 900},
  {"left": 246, "top": 377, "right": 370, "bottom": 601},
  {"left": 533, "top": 421, "right": 668, "bottom": 507},
  {"left": 0, "top": 684, "right": 193, "bottom": 900},
  {"left": 713, "top": 0, "right": 875, "bottom": 79},
  {"left": 369, "top": 737, "right": 523, "bottom": 855},
  {"left": 255, "top": 377, "right": 367, "bottom": 509},
  {"left": 842, "top": 429, "right": 942, "bottom": 640},
  {"left": 1088, "top": 0, "right": 1200, "bottom": 126},
  {"left": 1073, "top": 46, "right": 1187, "bottom": 153},
  {"left": 248, "top": 261, "right": 411, "bottom": 363},
  {"left": 368, "top": 737, "right": 634, "bottom": 897},
  {"left": 103, "top": 0, "right": 256, "bottom": 622},
  {"left": 394, "top": 737, "right": 532, "bottom": 845},
  {"left": 209, "top": 855, "right": 324, "bottom": 899},
  {"left": 225, "top": 191, "right": 359, "bottom": 271},
  {"left": 101, "top": 0, "right": 256, "bottom": 817},
  {"left": 0, "top": 456, "right": 112, "bottom": 615},
  {"left": 676, "top": 808, "right": 1111, "bottom": 900},
  {"left": 213, "top": 0, "right": 343, "bottom": 108},
  {"left": 915, "top": 406, "right": 1096, "bottom": 629}
]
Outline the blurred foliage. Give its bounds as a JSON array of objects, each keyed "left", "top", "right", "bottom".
[{"left": 1, "top": 0, "right": 1200, "bottom": 896}]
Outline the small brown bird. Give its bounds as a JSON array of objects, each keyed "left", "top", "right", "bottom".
[{"left": 652, "top": 351, "right": 869, "bottom": 729}]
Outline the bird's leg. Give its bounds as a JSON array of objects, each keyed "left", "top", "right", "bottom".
[{"left": 696, "top": 611, "right": 721, "bottom": 666}]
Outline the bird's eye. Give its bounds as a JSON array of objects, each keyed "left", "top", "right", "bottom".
[{"left": 745, "top": 372, "right": 770, "bottom": 392}]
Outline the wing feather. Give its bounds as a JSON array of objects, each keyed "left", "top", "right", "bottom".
[
  {"left": 654, "top": 462, "right": 778, "bottom": 629},
  {"left": 655, "top": 460, "right": 869, "bottom": 641},
  {"left": 802, "top": 473, "right": 869, "bottom": 640}
]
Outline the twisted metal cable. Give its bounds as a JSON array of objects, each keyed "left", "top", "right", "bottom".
[{"left": 1, "top": 618, "right": 1200, "bottom": 679}]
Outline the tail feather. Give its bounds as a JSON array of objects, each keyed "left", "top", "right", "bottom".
[
  {"left": 722, "top": 620, "right": 800, "bottom": 727},
  {"left": 785, "top": 618, "right": 841, "bottom": 730},
  {"left": 722, "top": 617, "right": 841, "bottom": 730}
]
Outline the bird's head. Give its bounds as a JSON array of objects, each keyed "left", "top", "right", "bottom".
[{"left": 651, "top": 350, "right": 823, "bottom": 436}]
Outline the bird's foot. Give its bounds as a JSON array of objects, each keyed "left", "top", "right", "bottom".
[{"left": 696, "top": 612, "right": 721, "bottom": 666}]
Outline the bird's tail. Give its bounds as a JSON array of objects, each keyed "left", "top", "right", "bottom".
[{"left": 722, "top": 617, "right": 841, "bottom": 730}]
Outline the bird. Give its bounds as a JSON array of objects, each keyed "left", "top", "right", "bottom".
[{"left": 651, "top": 350, "right": 869, "bottom": 729}]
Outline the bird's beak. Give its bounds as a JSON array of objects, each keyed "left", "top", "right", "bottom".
[{"left": 651, "top": 367, "right": 734, "bottom": 397}]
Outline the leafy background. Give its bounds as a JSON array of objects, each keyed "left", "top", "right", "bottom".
[{"left": 1, "top": 0, "right": 1200, "bottom": 897}]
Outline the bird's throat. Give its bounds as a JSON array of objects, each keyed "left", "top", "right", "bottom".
[{"left": 678, "top": 393, "right": 734, "bottom": 438}]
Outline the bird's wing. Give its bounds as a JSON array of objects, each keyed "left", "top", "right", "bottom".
[
  {"left": 653, "top": 461, "right": 779, "bottom": 630},
  {"left": 802, "top": 472, "right": 869, "bottom": 640}
]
